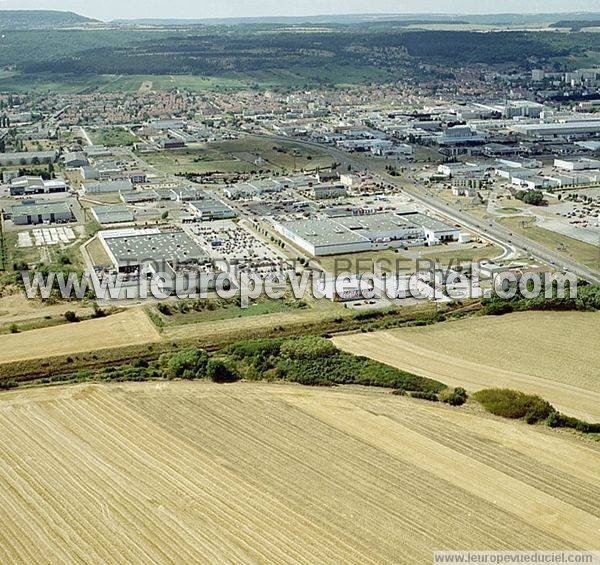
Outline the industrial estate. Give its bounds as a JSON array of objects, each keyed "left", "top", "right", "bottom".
[{"left": 0, "top": 8, "right": 599, "bottom": 565}]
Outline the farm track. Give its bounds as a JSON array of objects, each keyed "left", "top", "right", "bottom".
[{"left": 0, "top": 381, "right": 598, "bottom": 563}]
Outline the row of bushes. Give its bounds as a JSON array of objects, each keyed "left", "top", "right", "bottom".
[
  {"left": 224, "top": 336, "right": 446, "bottom": 393},
  {"left": 482, "top": 283, "right": 600, "bottom": 317},
  {"left": 473, "top": 389, "right": 600, "bottom": 434},
  {"left": 473, "top": 389, "right": 554, "bottom": 424},
  {"left": 401, "top": 387, "right": 468, "bottom": 406}
]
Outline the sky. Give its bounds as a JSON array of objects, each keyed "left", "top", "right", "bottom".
[{"left": 0, "top": 0, "right": 598, "bottom": 21}]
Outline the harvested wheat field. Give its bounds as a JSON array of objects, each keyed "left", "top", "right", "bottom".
[
  {"left": 0, "top": 381, "right": 598, "bottom": 563},
  {"left": 333, "top": 311, "right": 600, "bottom": 421},
  {"left": 0, "top": 308, "right": 160, "bottom": 364}
]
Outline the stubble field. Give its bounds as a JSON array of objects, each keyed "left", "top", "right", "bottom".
[
  {"left": 0, "top": 381, "right": 598, "bottom": 563},
  {"left": 333, "top": 311, "right": 600, "bottom": 421},
  {"left": 0, "top": 308, "right": 161, "bottom": 364}
]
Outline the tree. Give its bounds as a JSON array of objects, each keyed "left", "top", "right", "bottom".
[
  {"left": 515, "top": 190, "right": 545, "bottom": 206},
  {"left": 207, "top": 359, "right": 238, "bottom": 383}
]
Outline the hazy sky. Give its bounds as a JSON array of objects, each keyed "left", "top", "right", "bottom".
[{"left": 0, "top": 0, "right": 598, "bottom": 21}]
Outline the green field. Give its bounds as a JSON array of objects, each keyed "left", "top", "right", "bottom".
[
  {"left": 140, "top": 137, "right": 335, "bottom": 175},
  {"left": 88, "top": 127, "right": 139, "bottom": 147},
  {"left": 148, "top": 297, "right": 314, "bottom": 328},
  {"left": 0, "top": 65, "right": 394, "bottom": 94}
]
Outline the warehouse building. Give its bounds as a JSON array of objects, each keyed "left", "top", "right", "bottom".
[
  {"left": 91, "top": 204, "right": 135, "bottom": 225},
  {"left": 188, "top": 194, "right": 237, "bottom": 221},
  {"left": 272, "top": 218, "right": 372, "bottom": 256},
  {"left": 9, "top": 176, "right": 68, "bottom": 196},
  {"left": 335, "top": 212, "right": 425, "bottom": 246},
  {"left": 312, "top": 183, "right": 348, "bottom": 200},
  {"left": 8, "top": 200, "right": 73, "bottom": 225},
  {"left": 99, "top": 229, "right": 208, "bottom": 273},
  {"left": 0, "top": 150, "right": 56, "bottom": 167},
  {"left": 402, "top": 212, "right": 460, "bottom": 244},
  {"left": 554, "top": 157, "right": 600, "bottom": 171},
  {"left": 512, "top": 121, "right": 600, "bottom": 138},
  {"left": 83, "top": 179, "right": 134, "bottom": 194}
]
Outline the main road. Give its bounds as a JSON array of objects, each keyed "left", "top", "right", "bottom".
[{"left": 260, "top": 134, "right": 600, "bottom": 285}]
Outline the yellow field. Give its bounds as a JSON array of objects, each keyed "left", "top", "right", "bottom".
[
  {"left": 334, "top": 311, "right": 600, "bottom": 421},
  {"left": 0, "top": 381, "right": 597, "bottom": 562},
  {"left": 0, "top": 308, "right": 160, "bottom": 363}
]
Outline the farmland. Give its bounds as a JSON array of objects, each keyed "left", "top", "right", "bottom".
[
  {"left": 140, "top": 137, "right": 335, "bottom": 176},
  {"left": 0, "top": 308, "right": 160, "bottom": 364},
  {"left": 0, "top": 381, "right": 597, "bottom": 562},
  {"left": 333, "top": 311, "right": 600, "bottom": 421}
]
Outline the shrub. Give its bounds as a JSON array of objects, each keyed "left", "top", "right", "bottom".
[
  {"left": 161, "top": 348, "right": 209, "bottom": 380},
  {"left": 482, "top": 301, "right": 514, "bottom": 316},
  {"left": 473, "top": 389, "right": 554, "bottom": 424},
  {"left": 410, "top": 391, "right": 439, "bottom": 402},
  {"left": 546, "top": 412, "right": 600, "bottom": 434},
  {"left": 441, "top": 387, "right": 468, "bottom": 406},
  {"left": 207, "top": 359, "right": 239, "bottom": 383},
  {"left": 0, "top": 380, "right": 18, "bottom": 390},
  {"left": 157, "top": 303, "right": 172, "bottom": 316},
  {"left": 226, "top": 338, "right": 284, "bottom": 361},
  {"left": 9, "top": 323, "right": 18, "bottom": 334},
  {"left": 279, "top": 336, "right": 338, "bottom": 360},
  {"left": 64, "top": 311, "right": 78, "bottom": 323}
]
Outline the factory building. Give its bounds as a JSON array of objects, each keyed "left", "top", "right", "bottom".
[
  {"left": 83, "top": 179, "right": 134, "bottom": 194},
  {"left": 335, "top": 213, "right": 425, "bottom": 247},
  {"left": 91, "top": 205, "right": 135, "bottom": 225},
  {"left": 312, "top": 184, "right": 348, "bottom": 200},
  {"left": 99, "top": 229, "right": 208, "bottom": 273},
  {"left": 273, "top": 211, "right": 459, "bottom": 256},
  {"left": 272, "top": 218, "right": 372, "bottom": 256},
  {"left": 9, "top": 176, "right": 68, "bottom": 196},
  {"left": 512, "top": 121, "right": 600, "bottom": 138},
  {"left": 188, "top": 194, "right": 237, "bottom": 221},
  {"left": 7, "top": 200, "right": 73, "bottom": 225}
]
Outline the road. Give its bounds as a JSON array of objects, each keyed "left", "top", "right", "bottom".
[{"left": 261, "top": 134, "right": 600, "bottom": 285}]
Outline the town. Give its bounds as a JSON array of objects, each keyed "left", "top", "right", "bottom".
[
  {"left": 2, "top": 67, "right": 599, "bottom": 309},
  {"left": 0, "top": 8, "right": 599, "bottom": 565}
]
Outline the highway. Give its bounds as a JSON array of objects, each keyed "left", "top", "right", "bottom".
[{"left": 261, "top": 134, "right": 600, "bottom": 285}]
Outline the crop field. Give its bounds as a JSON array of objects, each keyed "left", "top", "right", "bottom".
[
  {"left": 334, "top": 311, "right": 600, "bottom": 421},
  {"left": 0, "top": 381, "right": 597, "bottom": 562},
  {"left": 141, "top": 137, "right": 334, "bottom": 175},
  {"left": 0, "top": 308, "right": 160, "bottom": 364}
]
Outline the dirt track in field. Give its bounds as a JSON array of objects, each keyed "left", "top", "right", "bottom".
[
  {"left": 0, "top": 308, "right": 160, "bottom": 363},
  {"left": 333, "top": 312, "right": 600, "bottom": 421},
  {"left": 0, "top": 381, "right": 598, "bottom": 563}
]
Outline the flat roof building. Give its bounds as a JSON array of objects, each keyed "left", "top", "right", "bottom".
[
  {"left": 512, "top": 121, "right": 600, "bottom": 138},
  {"left": 84, "top": 179, "right": 133, "bottom": 194},
  {"left": 99, "top": 229, "right": 208, "bottom": 273},
  {"left": 92, "top": 204, "right": 135, "bottom": 225},
  {"left": 273, "top": 218, "right": 372, "bottom": 256},
  {"left": 8, "top": 200, "right": 73, "bottom": 225}
]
